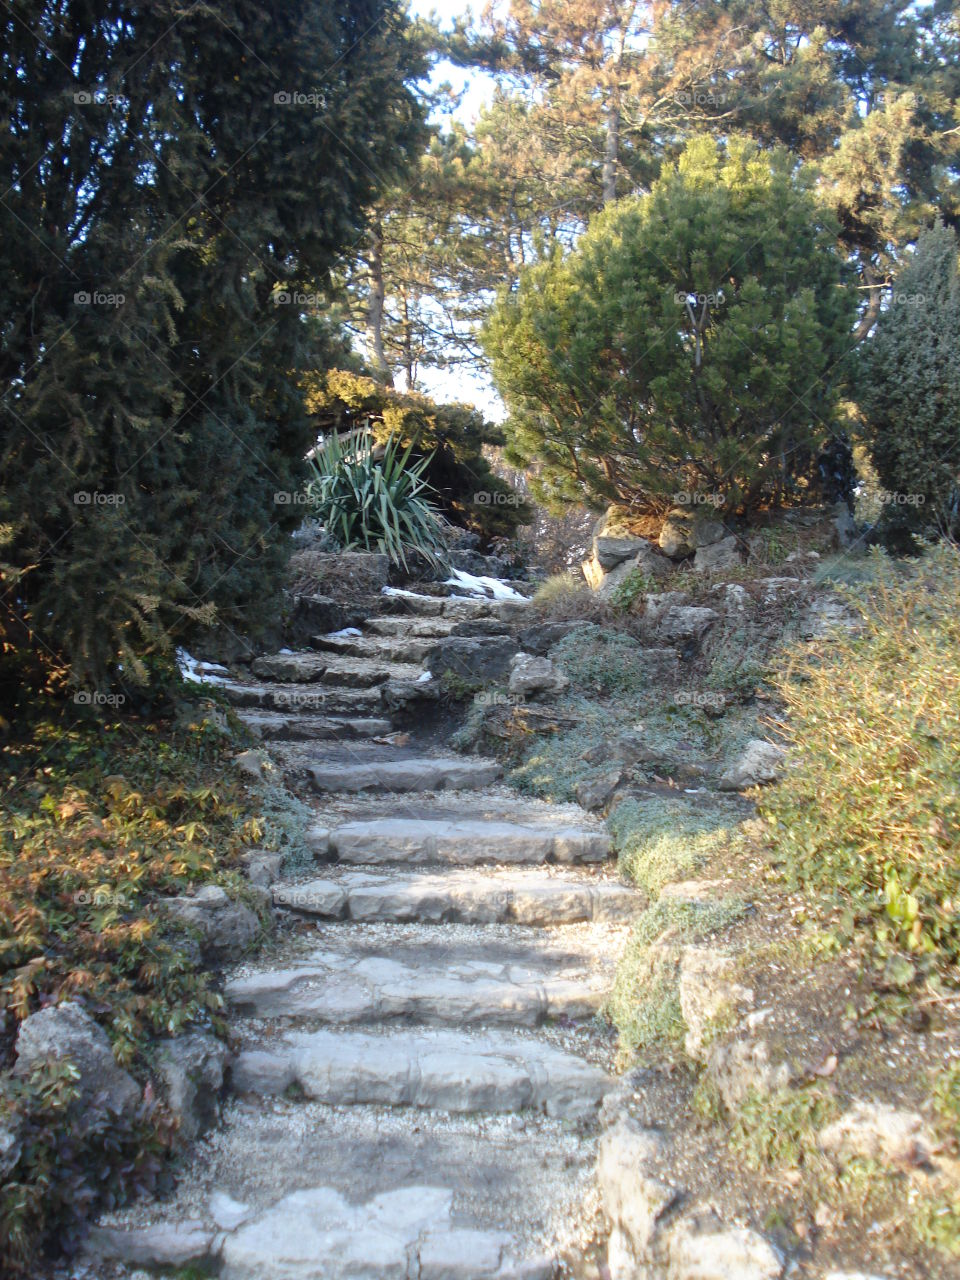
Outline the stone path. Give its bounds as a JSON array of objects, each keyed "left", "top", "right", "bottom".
[{"left": 91, "top": 587, "right": 640, "bottom": 1278}]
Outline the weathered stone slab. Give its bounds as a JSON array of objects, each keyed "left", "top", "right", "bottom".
[
  {"left": 231, "top": 1027, "right": 612, "bottom": 1119},
  {"left": 219, "top": 679, "right": 383, "bottom": 715},
  {"left": 237, "top": 710, "right": 393, "bottom": 741},
  {"left": 85, "top": 1222, "right": 215, "bottom": 1268},
  {"left": 306, "top": 757, "right": 502, "bottom": 794},
  {"left": 326, "top": 817, "right": 610, "bottom": 866}
]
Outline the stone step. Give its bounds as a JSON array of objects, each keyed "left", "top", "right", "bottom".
[
  {"left": 380, "top": 589, "right": 522, "bottom": 621},
  {"left": 237, "top": 710, "right": 393, "bottom": 741},
  {"left": 225, "top": 933, "right": 613, "bottom": 1026},
  {"left": 219, "top": 679, "right": 384, "bottom": 716},
  {"left": 231, "top": 1026, "right": 612, "bottom": 1120},
  {"left": 251, "top": 650, "right": 422, "bottom": 688},
  {"left": 273, "top": 866, "right": 636, "bottom": 925},
  {"left": 312, "top": 818, "right": 611, "bottom": 867},
  {"left": 365, "top": 616, "right": 459, "bottom": 639},
  {"left": 313, "top": 632, "right": 436, "bottom": 665},
  {"left": 305, "top": 756, "right": 502, "bottom": 794}
]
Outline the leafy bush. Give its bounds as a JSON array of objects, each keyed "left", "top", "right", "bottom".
[
  {"left": 306, "top": 428, "right": 449, "bottom": 571},
  {"left": 759, "top": 544, "right": 960, "bottom": 963},
  {"left": 0, "top": 696, "right": 265, "bottom": 1269}
]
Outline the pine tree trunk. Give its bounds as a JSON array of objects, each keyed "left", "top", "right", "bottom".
[
  {"left": 601, "top": 105, "right": 620, "bottom": 206},
  {"left": 368, "top": 220, "right": 393, "bottom": 385}
]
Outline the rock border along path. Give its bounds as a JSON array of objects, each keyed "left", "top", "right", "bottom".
[{"left": 90, "top": 587, "right": 641, "bottom": 1279}]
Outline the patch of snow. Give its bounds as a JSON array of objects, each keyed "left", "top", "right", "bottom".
[
  {"left": 416, "top": 671, "right": 433, "bottom": 684},
  {"left": 177, "top": 649, "right": 230, "bottom": 685},
  {"left": 445, "top": 568, "right": 527, "bottom": 601},
  {"left": 279, "top": 647, "right": 295, "bottom": 655},
  {"left": 324, "top": 627, "right": 363, "bottom": 639}
]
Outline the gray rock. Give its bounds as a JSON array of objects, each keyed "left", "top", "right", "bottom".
[
  {"left": 679, "top": 948, "right": 754, "bottom": 1062},
  {"left": 706, "top": 1037, "right": 792, "bottom": 1111},
  {"left": 595, "top": 535, "right": 651, "bottom": 570},
  {"left": 449, "top": 548, "right": 510, "bottom": 578},
  {"left": 508, "top": 653, "right": 569, "bottom": 699},
  {"left": 718, "top": 740, "right": 784, "bottom": 791},
  {"left": 156, "top": 1032, "right": 229, "bottom": 1143},
  {"left": 381, "top": 675, "right": 440, "bottom": 711},
  {"left": 575, "top": 770, "right": 624, "bottom": 812},
  {"left": 819, "top": 1101, "right": 935, "bottom": 1167},
  {"left": 162, "top": 884, "right": 262, "bottom": 961},
  {"left": 230, "top": 1026, "right": 613, "bottom": 1120},
  {"left": 233, "top": 748, "right": 271, "bottom": 780},
  {"left": 286, "top": 593, "right": 349, "bottom": 644},
  {"left": 219, "top": 1185, "right": 549, "bottom": 1280},
  {"left": 252, "top": 651, "right": 328, "bottom": 682},
  {"left": 306, "top": 757, "right": 502, "bottom": 795},
  {"left": 598, "top": 1117, "right": 679, "bottom": 1275},
  {"left": 659, "top": 509, "right": 698, "bottom": 559},
  {"left": 0, "top": 1115, "right": 22, "bottom": 1179},
  {"left": 693, "top": 536, "right": 741, "bottom": 573},
  {"left": 654, "top": 605, "right": 719, "bottom": 645},
  {"left": 722, "top": 583, "right": 750, "bottom": 613},
  {"left": 427, "top": 635, "right": 519, "bottom": 680},
  {"left": 451, "top": 618, "right": 513, "bottom": 638},
  {"left": 325, "top": 817, "right": 610, "bottom": 866},
  {"left": 519, "top": 621, "right": 581, "bottom": 655},
  {"left": 801, "top": 596, "right": 861, "bottom": 639},
  {"left": 243, "top": 849, "right": 284, "bottom": 889},
  {"left": 84, "top": 1222, "right": 215, "bottom": 1268},
  {"left": 668, "top": 1220, "right": 783, "bottom": 1279},
  {"left": 14, "top": 1002, "right": 140, "bottom": 1123}
]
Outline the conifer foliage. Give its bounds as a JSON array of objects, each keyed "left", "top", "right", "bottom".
[{"left": 0, "top": 1, "right": 424, "bottom": 690}]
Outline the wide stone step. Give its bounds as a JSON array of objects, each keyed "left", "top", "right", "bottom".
[
  {"left": 219, "top": 679, "right": 383, "bottom": 716},
  {"left": 224, "top": 935, "right": 612, "bottom": 1026},
  {"left": 252, "top": 650, "right": 422, "bottom": 688},
  {"left": 380, "top": 589, "right": 500, "bottom": 619},
  {"left": 305, "top": 756, "right": 502, "bottom": 794},
  {"left": 273, "top": 866, "right": 636, "bottom": 925},
  {"left": 237, "top": 710, "right": 393, "bottom": 741},
  {"left": 366, "top": 616, "right": 459, "bottom": 639},
  {"left": 231, "top": 1026, "right": 612, "bottom": 1120},
  {"left": 313, "top": 632, "right": 436, "bottom": 665},
  {"left": 313, "top": 818, "right": 610, "bottom": 867}
]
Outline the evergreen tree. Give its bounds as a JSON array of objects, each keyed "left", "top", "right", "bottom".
[
  {"left": 484, "top": 136, "right": 857, "bottom": 515},
  {"left": 856, "top": 220, "right": 960, "bottom": 538},
  {"left": 0, "top": 0, "right": 425, "bottom": 691}
]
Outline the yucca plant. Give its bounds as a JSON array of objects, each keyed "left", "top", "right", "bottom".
[{"left": 305, "top": 428, "right": 449, "bottom": 571}]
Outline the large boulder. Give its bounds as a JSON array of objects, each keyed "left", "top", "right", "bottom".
[
  {"left": 161, "top": 885, "right": 262, "bottom": 962},
  {"left": 819, "top": 1101, "right": 935, "bottom": 1167},
  {"left": 598, "top": 1117, "right": 679, "bottom": 1278},
  {"left": 285, "top": 593, "right": 352, "bottom": 645},
  {"left": 667, "top": 1217, "right": 783, "bottom": 1280},
  {"left": 156, "top": 1032, "right": 230, "bottom": 1143},
  {"left": 718, "top": 740, "right": 784, "bottom": 791},
  {"left": 679, "top": 948, "right": 754, "bottom": 1062},
  {"left": 426, "top": 635, "right": 519, "bottom": 681},
  {"left": 518, "top": 621, "right": 581, "bottom": 655},
  {"left": 14, "top": 1002, "right": 140, "bottom": 1125},
  {"left": 508, "top": 653, "right": 569, "bottom": 699},
  {"left": 693, "top": 536, "right": 741, "bottom": 573},
  {"left": 659, "top": 509, "right": 728, "bottom": 560}
]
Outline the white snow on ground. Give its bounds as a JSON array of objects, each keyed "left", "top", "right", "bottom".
[
  {"left": 417, "top": 671, "right": 433, "bottom": 684},
  {"left": 325, "top": 627, "right": 363, "bottom": 639},
  {"left": 177, "top": 649, "right": 230, "bottom": 685},
  {"left": 444, "top": 568, "right": 527, "bottom": 601}
]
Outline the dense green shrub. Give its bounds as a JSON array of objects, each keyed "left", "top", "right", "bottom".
[
  {"left": 484, "top": 135, "right": 856, "bottom": 515},
  {"left": 759, "top": 544, "right": 960, "bottom": 963},
  {"left": 549, "top": 624, "right": 650, "bottom": 695},
  {"left": 306, "top": 429, "right": 449, "bottom": 570},
  {"left": 855, "top": 220, "right": 960, "bottom": 541}
]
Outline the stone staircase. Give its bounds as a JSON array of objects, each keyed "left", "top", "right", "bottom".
[{"left": 91, "top": 587, "right": 641, "bottom": 1279}]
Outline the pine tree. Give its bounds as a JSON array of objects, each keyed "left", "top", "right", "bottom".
[
  {"left": 0, "top": 0, "right": 425, "bottom": 692},
  {"left": 856, "top": 220, "right": 960, "bottom": 538}
]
